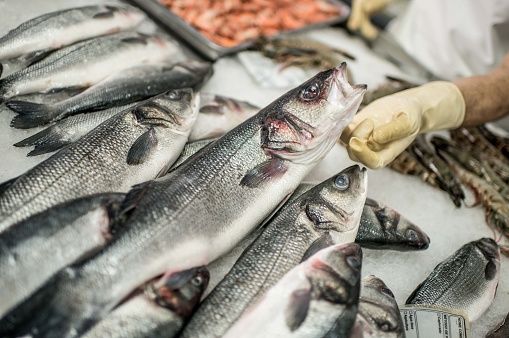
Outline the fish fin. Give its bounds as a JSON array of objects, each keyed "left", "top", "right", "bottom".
[
  {"left": 127, "top": 128, "right": 158, "bottom": 165},
  {"left": 240, "top": 157, "right": 287, "bottom": 188},
  {"left": 301, "top": 233, "right": 335, "bottom": 262},
  {"left": 285, "top": 288, "right": 311, "bottom": 331},
  {"left": 8, "top": 101, "right": 54, "bottom": 129},
  {"left": 198, "top": 104, "right": 224, "bottom": 115},
  {"left": 16, "top": 49, "right": 53, "bottom": 65},
  {"left": 364, "top": 197, "right": 379, "bottom": 208},
  {"left": 45, "top": 85, "right": 86, "bottom": 96},
  {"left": 0, "top": 177, "right": 17, "bottom": 197},
  {"left": 93, "top": 9, "right": 115, "bottom": 19},
  {"left": 121, "top": 36, "right": 148, "bottom": 45},
  {"left": 14, "top": 127, "right": 71, "bottom": 156},
  {"left": 28, "top": 141, "right": 70, "bottom": 157},
  {"left": 116, "top": 181, "right": 152, "bottom": 226}
]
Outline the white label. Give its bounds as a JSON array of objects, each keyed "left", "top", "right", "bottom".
[{"left": 399, "top": 305, "right": 470, "bottom": 338}]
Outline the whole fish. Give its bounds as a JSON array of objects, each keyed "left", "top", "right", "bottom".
[
  {"left": 181, "top": 165, "right": 368, "bottom": 338},
  {"left": 0, "top": 4, "right": 146, "bottom": 72},
  {"left": 0, "top": 32, "right": 182, "bottom": 105},
  {"left": 355, "top": 197, "right": 430, "bottom": 251},
  {"left": 406, "top": 238, "right": 500, "bottom": 321},
  {"left": 223, "top": 243, "right": 363, "bottom": 338},
  {"left": 7, "top": 60, "right": 213, "bottom": 128},
  {"left": 0, "top": 88, "right": 198, "bottom": 232},
  {"left": 83, "top": 267, "right": 209, "bottom": 338},
  {"left": 0, "top": 193, "right": 125, "bottom": 317},
  {"left": 0, "top": 64, "right": 366, "bottom": 337},
  {"left": 349, "top": 275, "right": 404, "bottom": 338}
]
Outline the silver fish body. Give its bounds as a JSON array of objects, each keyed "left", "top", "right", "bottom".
[
  {"left": 0, "top": 32, "right": 182, "bottom": 104},
  {"left": 0, "top": 64, "right": 366, "bottom": 337},
  {"left": 181, "top": 165, "right": 368, "bottom": 338},
  {"left": 406, "top": 238, "right": 500, "bottom": 321},
  {"left": 0, "top": 4, "right": 145, "bottom": 70},
  {"left": 0, "top": 88, "right": 198, "bottom": 232},
  {"left": 349, "top": 275, "right": 404, "bottom": 338},
  {"left": 223, "top": 243, "right": 363, "bottom": 338},
  {"left": 83, "top": 267, "right": 209, "bottom": 338},
  {"left": 0, "top": 193, "right": 125, "bottom": 317},
  {"left": 8, "top": 60, "right": 213, "bottom": 128},
  {"left": 355, "top": 197, "right": 430, "bottom": 251}
]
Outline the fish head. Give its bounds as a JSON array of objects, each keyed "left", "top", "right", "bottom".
[
  {"left": 306, "top": 242, "right": 362, "bottom": 307},
  {"left": 134, "top": 88, "right": 199, "bottom": 134},
  {"left": 355, "top": 275, "right": 404, "bottom": 337},
  {"left": 304, "top": 165, "right": 368, "bottom": 243},
  {"left": 261, "top": 63, "right": 367, "bottom": 164},
  {"left": 149, "top": 267, "right": 210, "bottom": 317}
]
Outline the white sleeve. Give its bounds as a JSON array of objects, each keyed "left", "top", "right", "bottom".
[{"left": 387, "top": 0, "right": 509, "bottom": 80}]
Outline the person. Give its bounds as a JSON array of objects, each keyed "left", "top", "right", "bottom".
[{"left": 340, "top": 0, "right": 509, "bottom": 169}]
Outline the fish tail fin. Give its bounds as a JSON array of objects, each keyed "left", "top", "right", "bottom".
[
  {"left": 14, "top": 126, "right": 70, "bottom": 156},
  {"left": 7, "top": 100, "right": 55, "bottom": 129}
]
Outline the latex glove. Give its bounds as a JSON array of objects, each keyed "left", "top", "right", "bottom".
[
  {"left": 347, "top": 0, "right": 395, "bottom": 40},
  {"left": 340, "top": 81, "right": 466, "bottom": 169}
]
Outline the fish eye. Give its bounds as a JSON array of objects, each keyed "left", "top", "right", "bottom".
[
  {"left": 346, "top": 255, "right": 361, "bottom": 269},
  {"left": 406, "top": 229, "right": 418, "bottom": 243},
  {"left": 378, "top": 321, "right": 395, "bottom": 331},
  {"left": 380, "top": 286, "right": 395, "bottom": 299},
  {"left": 166, "top": 90, "right": 182, "bottom": 100},
  {"left": 334, "top": 174, "right": 349, "bottom": 190},
  {"left": 300, "top": 83, "right": 321, "bottom": 101},
  {"left": 191, "top": 276, "right": 203, "bottom": 286}
]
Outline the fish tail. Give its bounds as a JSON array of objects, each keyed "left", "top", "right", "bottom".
[
  {"left": 7, "top": 100, "right": 55, "bottom": 129},
  {"left": 13, "top": 126, "right": 70, "bottom": 156}
]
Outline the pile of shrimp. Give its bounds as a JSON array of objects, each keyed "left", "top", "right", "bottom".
[{"left": 160, "top": 0, "right": 343, "bottom": 47}]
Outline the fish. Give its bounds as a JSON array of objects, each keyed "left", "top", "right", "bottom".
[
  {"left": 0, "top": 88, "right": 198, "bottom": 232},
  {"left": 349, "top": 275, "right": 405, "bottom": 338},
  {"left": 190, "top": 93, "right": 260, "bottom": 141},
  {"left": 355, "top": 197, "right": 430, "bottom": 251},
  {"left": 7, "top": 60, "right": 213, "bottom": 128},
  {"left": 222, "top": 243, "right": 363, "bottom": 338},
  {"left": 0, "top": 193, "right": 125, "bottom": 317},
  {"left": 0, "top": 64, "right": 366, "bottom": 337},
  {"left": 181, "top": 165, "right": 368, "bottom": 338},
  {"left": 0, "top": 4, "right": 146, "bottom": 73},
  {"left": 406, "top": 238, "right": 500, "bottom": 322},
  {"left": 0, "top": 32, "right": 183, "bottom": 105},
  {"left": 82, "top": 267, "right": 209, "bottom": 338}
]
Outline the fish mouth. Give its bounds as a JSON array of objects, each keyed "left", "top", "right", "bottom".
[{"left": 328, "top": 63, "right": 367, "bottom": 107}]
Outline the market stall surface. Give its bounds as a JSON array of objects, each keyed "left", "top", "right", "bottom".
[{"left": 0, "top": 0, "right": 507, "bottom": 336}]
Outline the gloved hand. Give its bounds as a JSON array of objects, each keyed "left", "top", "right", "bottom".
[
  {"left": 340, "top": 81, "right": 466, "bottom": 169},
  {"left": 347, "top": 0, "right": 395, "bottom": 40}
]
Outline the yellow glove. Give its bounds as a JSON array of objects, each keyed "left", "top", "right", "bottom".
[
  {"left": 340, "top": 81, "right": 466, "bottom": 169},
  {"left": 347, "top": 0, "right": 395, "bottom": 40}
]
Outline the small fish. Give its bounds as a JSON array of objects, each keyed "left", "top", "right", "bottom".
[
  {"left": 0, "top": 4, "right": 146, "bottom": 73},
  {"left": 0, "top": 32, "right": 182, "bottom": 105},
  {"left": 83, "top": 267, "right": 209, "bottom": 338},
  {"left": 0, "top": 88, "right": 198, "bottom": 232},
  {"left": 223, "top": 243, "right": 362, "bottom": 338},
  {"left": 0, "top": 64, "right": 366, "bottom": 338},
  {"left": 406, "top": 238, "right": 500, "bottom": 321},
  {"left": 0, "top": 193, "right": 125, "bottom": 317},
  {"left": 350, "top": 275, "right": 405, "bottom": 338},
  {"left": 181, "top": 165, "right": 368, "bottom": 338},
  {"left": 7, "top": 60, "right": 212, "bottom": 128},
  {"left": 355, "top": 197, "right": 430, "bottom": 251}
]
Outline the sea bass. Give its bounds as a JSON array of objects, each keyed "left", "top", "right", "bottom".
[
  {"left": 0, "top": 32, "right": 182, "bottom": 104},
  {"left": 0, "top": 88, "right": 198, "bottom": 232},
  {"left": 0, "top": 4, "right": 145, "bottom": 73},
  {"left": 350, "top": 275, "right": 404, "bottom": 338},
  {"left": 406, "top": 238, "right": 500, "bottom": 321},
  {"left": 8, "top": 60, "right": 213, "bottom": 128},
  {"left": 223, "top": 243, "right": 363, "bottom": 338},
  {"left": 181, "top": 165, "right": 367, "bottom": 338},
  {"left": 0, "top": 193, "right": 125, "bottom": 317},
  {"left": 0, "top": 64, "right": 366, "bottom": 337},
  {"left": 83, "top": 268, "right": 209, "bottom": 338}
]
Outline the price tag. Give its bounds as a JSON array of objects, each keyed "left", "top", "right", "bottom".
[{"left": 399, "top": 305, "right": 470, "bottom": 338}]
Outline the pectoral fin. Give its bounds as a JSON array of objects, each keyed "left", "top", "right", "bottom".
[
  {"left": 127, "top": 128, "right": 158, "bottom": 165},
  {"left": 301, "top": 233, "right": 334, "bottom": 262},
  {"left": 240, "top": 157, "right": 287, "bottom": 188},
  {"left": 286, "top": 288, "right": 312, "bottom": 331}
]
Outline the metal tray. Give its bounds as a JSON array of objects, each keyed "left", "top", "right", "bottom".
[{"left": 128, "top": 0, "right": 350, "bottom": 61}]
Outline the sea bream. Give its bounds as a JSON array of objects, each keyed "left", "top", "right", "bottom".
[
  {"left": 406, "top": 238, "right": 500, "bottom": 321},
  {"left": 83, "top": 268, "right": 209, "bottom": 338},
  {"left": 0, "top": 193, "right": 125, "bottom": 317},
  {"left": 222, "top": 243, "right": 363, "bottom": 338},
  {"left": 0, "top": 4, "right": 146, "bottom": 74},
  {"left": 0, "top": 64, "right": 366, "bottom": 337},
  {"left": 181, "top": 165, "right": 367, "bottom": 338},
  {"left": 8, "top": 60, "right": 213, "bottom": 128},
  {"left": 0, "top": 88, "right": 198, "bottom": 232},
  {"left": 0, "top": 31, "right": 183, "bottom": 103}
]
